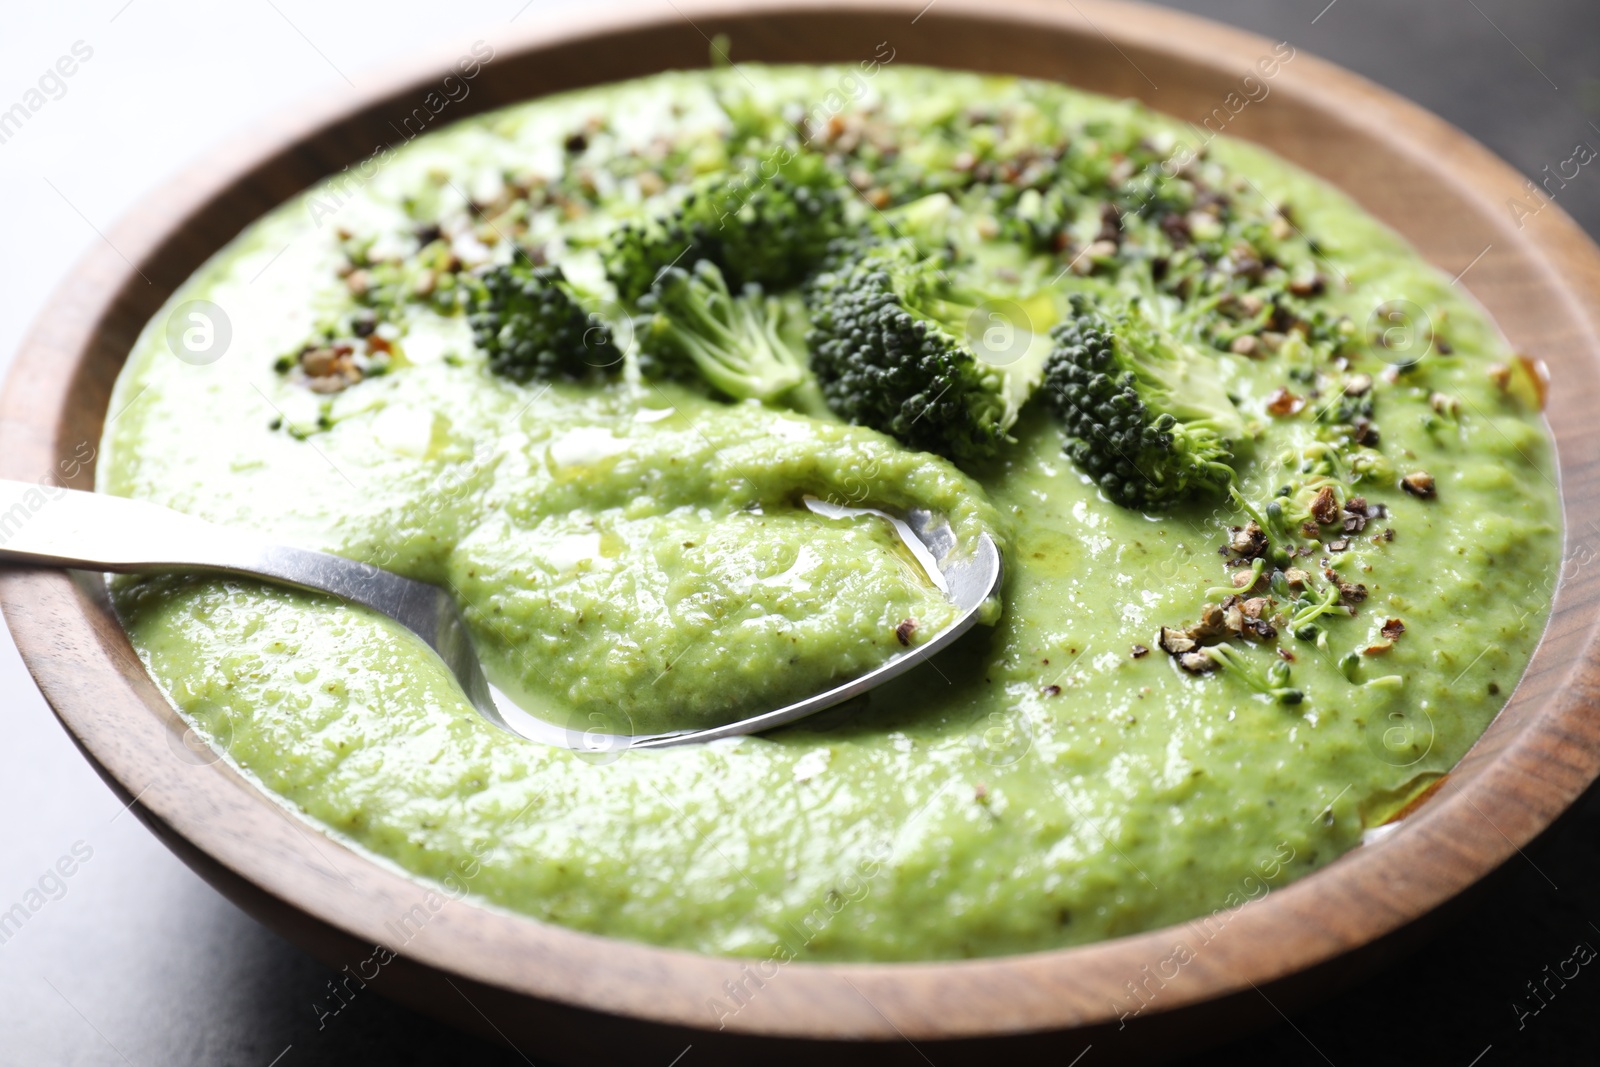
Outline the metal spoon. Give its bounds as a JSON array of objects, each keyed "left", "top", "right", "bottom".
[{"left": 0, "top": 479, "right": 1002, "bottom": 751}]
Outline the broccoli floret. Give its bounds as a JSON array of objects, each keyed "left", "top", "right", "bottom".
[
  {"left": 803, "top": 230, "right": 1055, "bottom": 465},
  {"left": 1041, "top": 296, "right": 1246, "bottom": 510},
  {"left": 638, "top": 260, "right": 827, "bottom": 413},
  {"left": 604, "top": 151, "right": 847, "bottom": 303},
  {"left": 467, "top": 262, "right": 621, "bottom": 382}
]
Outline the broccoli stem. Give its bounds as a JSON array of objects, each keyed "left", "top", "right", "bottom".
[{"left": 640, "top": 261, "right": 821, "bottom": 410}]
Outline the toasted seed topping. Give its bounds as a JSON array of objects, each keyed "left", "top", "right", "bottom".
[
  {"left": 1310, "top": 486, "right": 1339, "bottom": 525},
  {"left": 1400, "top": 471, "right": 1436, "bottom": 499},
  {"left": 1265, "top": 386, "right": 1304, "bottom": 416},
  {"left": 1229, "top": 521, "right": 1268, "bottom": 559},
  {"left": 1159, "top": 627, "right": 1197, "bottom": 655}
]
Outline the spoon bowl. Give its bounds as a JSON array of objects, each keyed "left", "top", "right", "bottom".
[{"left": 504, "top": 498, "right": 1003, "bottom": 752}]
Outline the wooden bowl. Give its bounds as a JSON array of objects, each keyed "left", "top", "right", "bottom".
[{"left": 5, "top": 1, "right": 1599, "bottom": 1062}]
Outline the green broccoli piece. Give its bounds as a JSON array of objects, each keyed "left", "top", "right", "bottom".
[
  {"left": 467, "top": 262, "right": 621, "bottom": 383},
  {"left": 802, "top": 228, "right": 1056, "bottom": 465},
  {"left": 638, "top": 260, "right": 827, "bottom": 413},
  {"left": 603, "top": 151, "right": 847, "bottom": 303},
  {"left": 1041, "top": 296, "right": 1246, "bottom": 510}
]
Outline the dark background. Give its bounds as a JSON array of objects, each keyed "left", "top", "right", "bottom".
[{"left": 1, "top": 2, "right": 1598, "bottom": 1064}]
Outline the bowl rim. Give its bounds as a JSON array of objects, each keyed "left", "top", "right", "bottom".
[{"left": 4, "top": 0, "right": 1600, "bottom": 1050}]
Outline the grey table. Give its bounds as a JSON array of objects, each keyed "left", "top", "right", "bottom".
[{"left": 1, "top": 2, "right": 1596, "bottom": 1064}]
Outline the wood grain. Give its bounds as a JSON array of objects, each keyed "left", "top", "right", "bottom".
[{"left": 3, "top": 1, "right": 1600, "bottom": 1063}]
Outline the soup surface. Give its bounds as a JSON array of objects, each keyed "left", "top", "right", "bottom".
[{"left": 102, "top": 64, "right": 1560, "bottom": 964}]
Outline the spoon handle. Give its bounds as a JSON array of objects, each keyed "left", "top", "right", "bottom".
[
  {"left": 0, "top": 478, "right": 262, "bottom": 571},
  {"left": 0, "top": 478, "right": 433, "bottom": 614},
  {"left": 0, "top": 478, "right": 498, "bottom": 724}
]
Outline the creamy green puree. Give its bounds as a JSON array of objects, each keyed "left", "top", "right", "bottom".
[{"left": 102, "top": 65, "right": 1559, "bottom": 962}]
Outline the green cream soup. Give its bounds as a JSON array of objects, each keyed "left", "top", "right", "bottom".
[{"left": 102, "top": 65, "right": 1560, "bottom": 962}]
